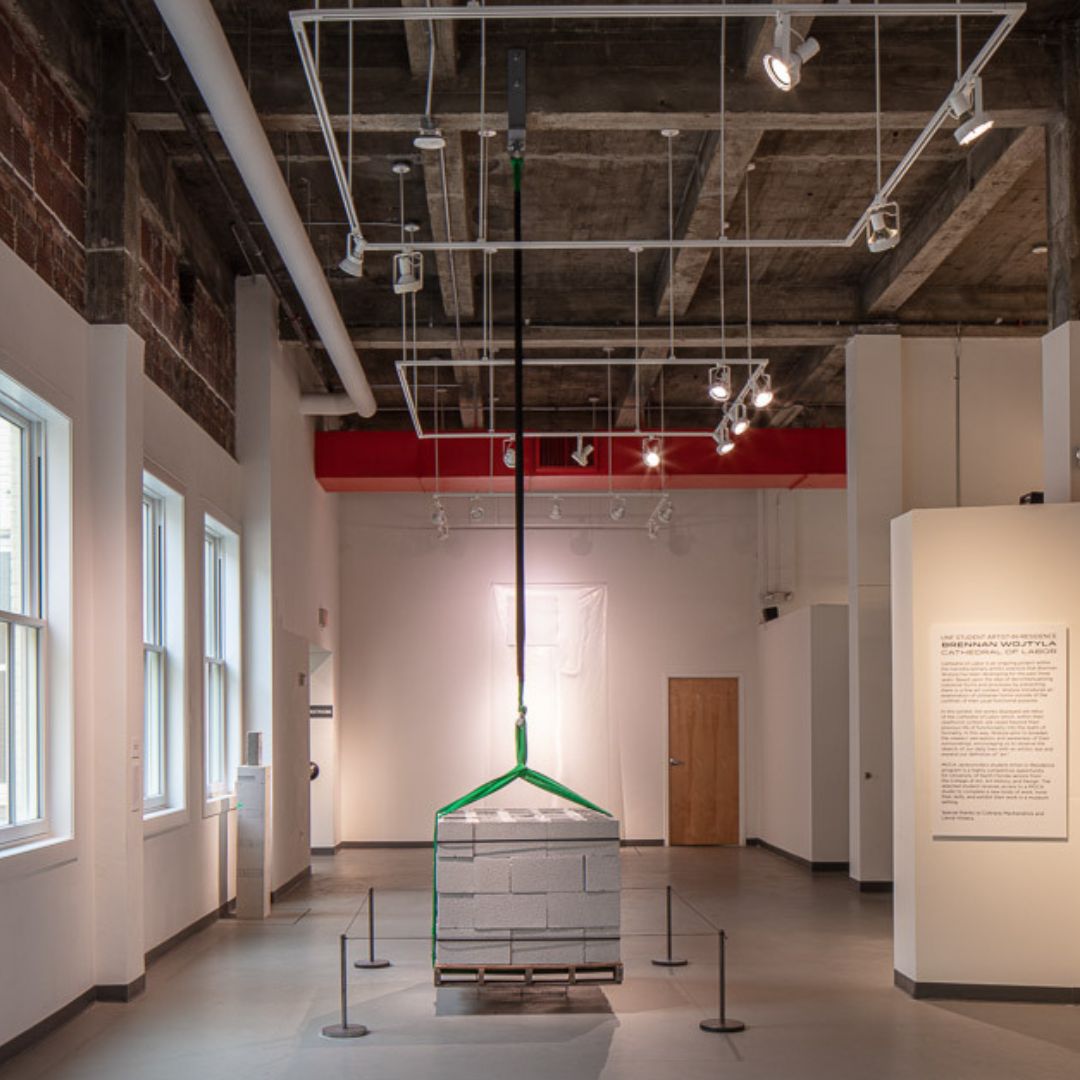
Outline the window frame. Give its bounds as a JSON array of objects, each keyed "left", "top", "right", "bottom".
[
  {"left": 0, "top": 397, "right": 46, "bottom": 848},
  {"left": 141, "top": 487, "right": 167, "bottom": 813},
  {"left": 202, "top": 515, "right": 238, "bottom": 808}
]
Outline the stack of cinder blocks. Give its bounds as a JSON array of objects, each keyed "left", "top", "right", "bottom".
[{"left": 435, "top": 808, "right": 621, "bottom": 966}]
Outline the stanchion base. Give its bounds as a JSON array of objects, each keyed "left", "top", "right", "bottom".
[
  {"left": 700, "top": 1018, "right": 746, "bottom": 1034},
  {"left": 651, "top": 958, "right": 689, "bottom": 967},
  {"left": 354, "top": 959, "right": 392, "bottom": 969},
  {"left": 321, "top": 1024, "right": 369, "bottom": 1039}
]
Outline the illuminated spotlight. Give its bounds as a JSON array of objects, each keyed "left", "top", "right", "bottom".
[
  {"left": 468, "top": 496, "right": 485, "bottom": 523},
  {"left": 392, "top": 250, "right": 424, "bottom": 295},
  {"left": 571, "top": 434, "right": 594, "bottom": 467},
  {"left": 707, "top": 364, "right": 732, "bottom": 403},
  {"left": 502, "top": 438, "right": 516, "bottom": 469},
  {"left": 866, "top": 202, "right": 901, "bottom": 254},
  {"left": 414, "top": 116, "right": 446, "bottom": 151},
  {"left": 339, "top": 231, "right": 365, "bottom": 277},
  {"left": 731, "top": 402, "right": 751, "bottom": 436},
  {"left": 763, "top": 13, "right": 820, "bottom": 93},
  {"left": 713, "top": 421, "right": 735, "bottom": 456},
  {"left": 641, "top": 437, "right": 662, "bottom": 470},
  {"left": 609, "top": 496, "right": 627, "bottom": 522},
  {"left": 751, "top": 373, "right": 774, "bottom": 409},
  {"left": 949, "top": 77, "right": 995, "bottom": 147}
]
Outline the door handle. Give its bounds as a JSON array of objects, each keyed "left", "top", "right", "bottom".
[{"left": 669, "top": 757, "right": 684, "bottom": 766}]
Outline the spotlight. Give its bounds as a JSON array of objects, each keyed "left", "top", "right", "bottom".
[
  {"left": 414, "top": 116, "right": 446, "bottom": 151},
  {"left": 949, "top": 78, "right": 994, "bottom": 147},
  {"left": 714, "top": 422, "right": 735, "bottom": 456},
  {"left": 731, "top": 402, "right": 750, "bottom": 436},
  {"left": 609, "top": 496, "right": 627, "bottom": 522},
  {"left": 392, "top": 250, "right": 424, "bottom": 295},
  {"left": 338, "top": 231, "right": 365, "bottom": 277},
  {"left": 656, "top": 495, "right": 674, "bottom": 525},
  {"left": 570, "top": 434, "right": 594, "bottom": 468},
  {"left": 502, "top": 438, "right": 516, "bottom": 469},
  {"left": 763, "top": 14, "right": 820, "bottom": 93},
  {"left": 642, "top": 437, "right": 662, "bottom": 470},
  {"left": 751, "top": 373, "right": 774, "bottom": 409},
  {"left": 431, "top": 497, "right": 447, "bottom": 527},
  {"left": 866, "top": 202, "right": 901, "bottom": 254},
  {"left": 707, "top": 364, "right": 732, "bottom": 403},
  {"left": 549, "top": 497, "right": 563, "bottom": 522},
  {"left": 468, "top": 496, "right": 485, "bottom": 523},
  {"left": 647, "top": 519, "right": 660, "bottom": 541}
]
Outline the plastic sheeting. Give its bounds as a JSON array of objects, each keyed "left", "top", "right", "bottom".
[{"left": 489, "top": 584, "right": 624, "bottom": 822}]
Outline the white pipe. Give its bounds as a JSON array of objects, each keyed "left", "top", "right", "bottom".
[
  {"left": 153, "top": 0, "right": 377, "bottom": 418},
  {"left": 300, "top": 393, "right": 357, "bottom": 415}
]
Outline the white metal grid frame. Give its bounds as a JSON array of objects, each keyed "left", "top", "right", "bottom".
[{"left": 289, "top": 2, "right": 1028, "bottom": 257}]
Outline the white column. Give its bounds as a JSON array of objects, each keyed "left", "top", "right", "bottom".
[
  {"left": 88, "top": 325, "right": 146, "bottom": 993},
  {"left": 1042, "top": 321, "right": 1080, "bottom": 503},
  {"left": 846, "top": 334, "right": 903, "bottom": 885}
]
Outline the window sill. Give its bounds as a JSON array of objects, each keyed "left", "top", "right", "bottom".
[
  {"left": 202, "top": 793, "right": 236, "bottom": 819},
  {"left": 143, "top": 805, "right": 190, "bottom": 838},
  {"left": 0, "top": 833, "right": 76, "bottom": 881}
]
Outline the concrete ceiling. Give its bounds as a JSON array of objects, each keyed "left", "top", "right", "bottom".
[{"left": 101, "top": 0, "right": 1078, "bottom": 433}]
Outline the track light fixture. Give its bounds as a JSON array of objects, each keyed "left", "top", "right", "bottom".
[
  {"left": 642, "top": 437, "right": 662, "bottom": 470},
  {"left": 468, "top": 496, "right": 485, "bottom": 523},
  {"left": 571, "top": 434, "right": 594, "bottom": 468},
  {"left": 502, "top": 438, "right": 516, "bottom": 469},
  {"left": 656, "top": 495, "right": 674, "bottom": 525},
  {"left": 609, "top": 496, "right": 627, "bottom": 522},
  {"left": 731, "top": 402, "right": 750, "bottom": 436},
  {"left": 751, "top": 373, "right": 774, "bottom": 409},
  {"left": 866, "top": 202, "right": 901, "bottom": 254},
  {"left": 549, "top": 497, "right": 563, "bottom": 522},
  {"left": 414, "top": 116, "right": 446, "bottom": 151},
  {"left": 707, "top": 364, "right": 732, "bottom": 403},
  {"left": 338, "top": 231, "right": 366, "bottom": 277},
  {"left": 948, "top": 78, "right": 994, "bottom": 147},
  {"left": 431, "top": 496, "right": 449, "bottom": 540},
  {"left": 647, "top": 518, "right": 660, "bottom": 541},
  {"left": 392, "top": 250, "right": 424, "bottom": 295},
  {"left": 763, "top": 13, "right": 820, "bottom": 93},
  {"left": 714, "top": 422, "right": 735, "bottom": 456}
]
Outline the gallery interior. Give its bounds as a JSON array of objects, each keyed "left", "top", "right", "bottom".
[{"left": 0, "top": 1, "right": 1078, "bottom": 1077}]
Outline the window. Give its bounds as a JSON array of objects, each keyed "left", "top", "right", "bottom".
[
  {"left": 0, "top": 402, "right": 43, "bottom": 845},
  {"left": 203, "top": 516, "right": 238, "bottom": 802}
]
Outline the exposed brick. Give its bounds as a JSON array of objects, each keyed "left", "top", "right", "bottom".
[
  {"left": 68, "top": 117, "right": 85, "bottom": 183},
  {"left": 9, "top": 122, "right": 31, "bottom": 181},
  {"left": 9, "top": 41, "right": 34, "bottom": 116},
  {"left": 0, "top": 16, "right": 14, "bottom": 90}
]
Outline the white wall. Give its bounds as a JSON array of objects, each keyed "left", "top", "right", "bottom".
[
  {"left": 756, "top": 604, "right": 849, "bottom": 863},
  {"left": 893, "top": 504, "right": 1080, "bottom": 988}
]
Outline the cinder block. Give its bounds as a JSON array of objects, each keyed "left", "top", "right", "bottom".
[
  {"left": 584, "top": 852, "right": 621, "bottom": 892},
  {"left": 437, "top": 937, "right": 511, "bottom": 965},
  {"left": 472, "top": 857, "right": 511, "bottom": 893},
  {"left": 584, "top": 938, "right": 621, "bottom": 963},
  {"left": 511, "top": 928, "right": 584, "bottom": 940},
  {"left": 438, "top": 841, "right": 474, "bottom": 859},
  {"left": 511, "top": 854, "right": 584, "bottom": 894},
  {"left": 473, "top": 893, "right": 547, "bottom": 930},
  {"left": 547, "top": 891, "right": 620, "bottom": 929},
  {"left": 435, "top": 859, "right": 474, "bottom": 894},
  {"left": 437, "top": 816, "right": 474, "bottom": 843},
  {"left": 436, "top": 895, "right": 475, "bottom": 930},
  {"left": 546, "top": 810, "right": 619, "bottom": 841},
  {"left": 511, "top": 940, "right": 585, "bottom": 965}
]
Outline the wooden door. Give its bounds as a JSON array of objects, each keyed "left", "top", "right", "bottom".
[{"left": 668, "top": 678, "right": 740, "bottom": 845}]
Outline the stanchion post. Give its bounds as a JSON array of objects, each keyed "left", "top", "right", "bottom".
[
  {"left": 652, "top": 884, "right": 688, "bottom": 967},
  {"left": 354, "top": 886, "right": 392, "bottom": 969},
  {"left": 700, "top": 929, "right": 745, "bottom": 1034},
  {"left": 321, "top": 934, "right": 369, "bottom": 1038}
]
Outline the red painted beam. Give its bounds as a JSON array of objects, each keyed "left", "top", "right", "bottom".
[{"left": 315, "top": 429, "right": 846, "bottom": 492}]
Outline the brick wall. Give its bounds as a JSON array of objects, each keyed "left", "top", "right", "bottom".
[{"left": 0, "top": 8, "right": 86, "bottom": 314}]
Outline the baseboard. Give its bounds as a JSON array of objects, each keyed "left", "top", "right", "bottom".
[
  {"left": 851, "top": 878, "right": 893, "bottom": 893},
  {"left": 894, "top": 969, "right": 1080, "bottom": 1004},
  {"left": 271, "top": 865, "right": 312, "bottom": 902},
  {"left": 145, "top": 899, "right": 233, "bottom": 967},
  {"left": 621, "top": 838, "right": 663, "bottom": 847},
  {"left": 339, "top": 840, "right": 433, "bottom": 849},
  {"left": 746, "top": 837, "right": 850, "bottom": 873},
  {"left": 0, "top": 987, "right": 95, "bottom": 1065},
  {"left": 94, "top": 975, "right": 146, "bottom": 1003},
  {"left": 311, "top": 843, "right": 342, "bottom": 856}
]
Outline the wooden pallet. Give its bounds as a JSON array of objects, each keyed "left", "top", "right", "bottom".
[{"left": 434, "top": 961, "right": 623, "bottom": 988}]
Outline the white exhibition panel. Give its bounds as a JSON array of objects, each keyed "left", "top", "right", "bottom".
[{"left": 892, "top": 505, "right": 1080, "bottom": 990}]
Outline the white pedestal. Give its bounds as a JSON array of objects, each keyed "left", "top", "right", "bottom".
[{"left": 236, "top": 765, "right": 272, "bottom": 919}]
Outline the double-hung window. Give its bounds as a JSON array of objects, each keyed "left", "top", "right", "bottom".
[
  {"left": 0, "top": 402, "right": 43, "bottom": 844},
  {"left": 203, "top": 517, "right": 239, "bottom": 802},
  {"left": 142, "top": 488, "right": 166, "bottom": 811}
]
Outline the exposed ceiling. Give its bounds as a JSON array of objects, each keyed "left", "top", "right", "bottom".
[{"left": 103, "top": 1, "right": 1077, "bottom": 435}]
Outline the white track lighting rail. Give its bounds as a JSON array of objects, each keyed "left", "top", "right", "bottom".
[{"left": 291, "top": 3, "right": 1025, "bottom": 260}]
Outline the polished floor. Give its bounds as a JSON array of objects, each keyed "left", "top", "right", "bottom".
[{"left": 2, "top": 846, "right": 1078, "bottom": 1079}]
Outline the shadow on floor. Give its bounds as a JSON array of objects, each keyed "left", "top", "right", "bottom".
[{"left": 435, "top": 985, "right": 615, "bottom": 1017}]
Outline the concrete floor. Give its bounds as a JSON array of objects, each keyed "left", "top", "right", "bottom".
[{"left": 2, "top": 846, "right": 1078, "bottom": 1079}]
